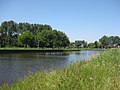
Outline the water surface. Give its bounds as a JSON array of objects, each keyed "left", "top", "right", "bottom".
[{"left": 0, "top": 50, "right": 103, "bottom": 86}]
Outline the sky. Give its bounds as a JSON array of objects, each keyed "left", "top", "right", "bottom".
[{"left": 0, "top": 0, "right": 120, "bottom": 42}]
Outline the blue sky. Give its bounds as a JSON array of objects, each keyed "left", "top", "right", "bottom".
[{"left": 0, "top": 0, "right": 120, "bottom": 42}]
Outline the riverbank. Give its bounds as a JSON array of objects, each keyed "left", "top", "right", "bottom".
[
  {"left": 0, "top": 48, "right": 105, "bottom": 53},
  {"left": 1, "top": 49, "right": 119, "bottom": 90}
]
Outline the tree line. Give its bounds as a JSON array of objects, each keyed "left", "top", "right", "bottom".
[
  {"left": 0, "top": 21, "right": 120, "bottom": 49},
  {"left": 70, "top": 35, "right": 120, "bottom": 48},
  {"left": 99, "top": 35, "right": 120, "bottom": 48},
  {"left": 0, "top": 21, "right": 70, "bottom": 48}
]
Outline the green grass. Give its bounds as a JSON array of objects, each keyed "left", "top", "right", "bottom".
[
  {"left": 0, "top": 47, "right": 62, "bottom": 50},
  {"left": 0, "top": 47, "right": 105, "bottom": 51},
  {"left": 0, "top": 49, "right": 120, "bottom": 90}
]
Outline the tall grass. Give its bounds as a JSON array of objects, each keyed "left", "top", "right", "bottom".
[{"left": 0, "top": 49, "right": 120, "bottom": 90}]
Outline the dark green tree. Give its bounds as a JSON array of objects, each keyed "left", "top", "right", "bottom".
[
  {"left": 88, "top": 42, "right": 94, "bottom": 48},
  {"left": 113, "top": 36, "right": 120, "bottom": 46},
  {"left": 94, "top": 41, "right": 98, "bottom": 48},
  {"left": 99, "top": 35, "right": 109, "bottom": 47},
  {"left": 74, "top": 40, "right": 87, "bottom": 48},
  {"left": 109, "top": 36, "right": 114, "bottom": 45},
  {"left": 75, "top": 40, "right": 82, "bottom": 48},
  {"left": 36, "top": 30, "right": 48, "bottom": 48},
  {"left": 94, "top": 41, "right": 102, "bottom": 48},
  {"left": 0, "top": 20, "right": 70, "bottom": 48},
  {"left": 36, "top": 30, "right": 70, "bottom": 48},
  {"left": 69, "top": 42, "right": 75, "bottom": 48},
  {"left": 18, "top": 30, "right": 34, "bottom": 48}
]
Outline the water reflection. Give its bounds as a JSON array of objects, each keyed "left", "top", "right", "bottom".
[{"left": 0, "top": 50, "right": 103, "bottom": 86}]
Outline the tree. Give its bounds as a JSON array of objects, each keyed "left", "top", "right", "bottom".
[
  {"left": 69, "top": 42, "right": 75, "bottom": 48},
  {"left": 81, "top": 40, "right": 87, "bottom": 48},
  {"left": 0, "top": 20, "right": 70, "bottom": 48},
  {"left": 94, "top": 41, "right": 102, "bottom": 48},
  {"left": 0, "top": 21, "right": 18, "bottom": 47},
  {"left": 74, "top": 40, "right": 87, "bottom": 48},
  {"left": 99, "top": 35, "right": 109, "bottom": 47},
  {"left": 36, "top": 30, "right": 49, "bottom": 48},
  {"left": 0, "top": 26, "right": 2, "bottom": 46},
  {"left": 36, "top": 30, "right": 70, "bottom": 48},
  {"left": 109, "top": 36, "right": 114, "bottom": 45},
  {"left": 99, "top": 35, "right": 120, "bottom": 48},
  {"left": 75, "top": 40, "right": 82, "bottom": 48},
  {"left": 88, "top": 42, "right": 94, "bottom": 48},
  {"left": 113, "top": 36, "right": 120, "bottom": 46},
  {"left": 55, "top": 30, "right": 70, "bottom": 48},
  {"left": 18, "top": 30, "right": 34, "bottom": 47}
]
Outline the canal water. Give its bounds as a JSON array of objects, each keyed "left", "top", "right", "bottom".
[{"left": 0, "top": 50, "right": 103, "bottom": 86}]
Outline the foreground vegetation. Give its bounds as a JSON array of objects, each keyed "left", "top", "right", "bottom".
[{"left": 0, "top": 49, "right": 120, "bottom": 90}]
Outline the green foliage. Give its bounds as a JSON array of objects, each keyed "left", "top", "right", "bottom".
[
  {"left": 75, "top": 40, "right": 82, "bottom": 48},
  {"left": 1, "top": 49, "right": 120, "bottom": 90},
  {"left": 0, "top": 21, "right": 120, "bottom": 48},
  {"left": 88, "top": 42, "right": 95, "bottom": 48},
  {"left": 87, "top": 35, "right": 120, "bottom": 48},
  {"left": 18, "top": 30, "right": 34, "bottom": 47},
  {"left": 99, "top": 35, "right": 120, "bottom": 48},
  {"left": 113, "top": 36, "right": 120, "bottom": 46},
  {"left": 52, "top": 30, "right": 70, "bottom": 48},
  {"left": 36, "top": 30, "right": 70, "bottom": 48},
  {"left": 94, "top": 41, "right": 102, "bottom": 48},
  {"left": 69, "top": 42, "right": 75, "bottom": 48},
  {"left": 74, "top": 40, "right": 87, "bottom": 48},
  {"left": 0, "top": 21, "right": 53, "bottom": 47},
  {"left": 0, "top": 21, "right": 70, "bottom": 48},
  {"left": 0, "top": 21, "right": 18, "bottom": 47},
  {"left": 99, "top": 35, "right": 109, "bottom": 47}
]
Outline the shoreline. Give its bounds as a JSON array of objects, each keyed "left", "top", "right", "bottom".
[
  {"left": 0, "top": 49, "right": 119, "bottom": 90},
  {"left": 0, "top": 48, "right": 105, "bottom": 53}
]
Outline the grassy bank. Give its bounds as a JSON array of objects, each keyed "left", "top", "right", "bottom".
[
  {"left": 0, "top": 47, "right": 105, "bottom": 51},
  {"left": 1, "top": 49, "right": 120, "bottom": 90}
]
